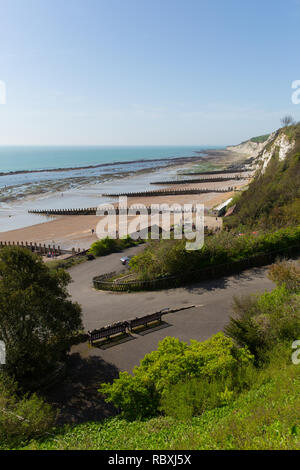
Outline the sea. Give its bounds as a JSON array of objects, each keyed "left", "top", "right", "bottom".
[
  {"left": 0, "top": 146, "right": 222, "bottom": 232},
  {"left": 0, "top": 146, "right": 220, "bottom": 173}
]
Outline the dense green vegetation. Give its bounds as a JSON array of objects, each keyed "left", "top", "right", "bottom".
[
  {"left": 48, "top": 362, "right": 300, "bottom": 450},
  {"left": 15, "top": 260, "right": 300, "bottom": 450},
  {"left": 100, "top": 333, "right": 254, "bottom": 420},
  {"left": 225, "top": 264, "right": 300, "bottom": 364},
  {"left": 226, "top": 124, "right": 300, "bottom": 229},
  {"left": 88, "top": 235, "right": 142, "bottom": 257},
  {"left": 129, "top": 226, "right": 300, "bottom": 281},
  {"left": 0, "top": 247, "right": 82, "bottom": 383},
  {"left": 0, "top": 247, "right": 84, "bottom": 449},
  {"left": 20, "top": 363, "right": 300, "bottom": 450},
  {"left": 0, "top": 373, "right": 55, "bottom": 449}
]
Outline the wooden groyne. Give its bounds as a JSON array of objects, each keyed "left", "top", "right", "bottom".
[
  {"left": 0, "top": 240, "right": 85, "bottom": 257},
  {"left": 28, "top": 207, "right": 98, "bottom": 216},
  {"left": 150, "top": 176, "right": 246, "bottom": 185},
  {"left": 101, "top": 187, "right": 235, "bottom": 198},
  {"left": 28, "top": 205, "right": 210, "bottom": 216},
  {"left": 178, "top": 168, "right": 252, "bottom": 176}
]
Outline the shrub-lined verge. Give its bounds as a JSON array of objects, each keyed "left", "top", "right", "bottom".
[
  {"left": 88, "top": 236, "right": 143, "bottom": 257},
  {"left": 129, "top": 226, "right": 300, "bottom": 281}
]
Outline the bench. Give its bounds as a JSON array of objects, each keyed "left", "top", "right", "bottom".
[
  {"left": 88, "top": 321, "right": 128, "bottom": 345},
  {"left": 88, "top": 309, "right": 169, "bottom": 346},
  {"left": 128, "top": 311, "right": 164, "bottom": 331}
]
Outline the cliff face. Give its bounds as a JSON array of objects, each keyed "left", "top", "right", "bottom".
[
  {"left": 227, "top": 139, "right": 268, "bottom": 160},
  {"left": 228, "top": 129, "right": 297, "bottom": 174},
  {"left": 254, "top": 130, "right": 296, "bottom": 173},
  {"left": 225, "top": 124, "right": 300, "bottom": 229}
]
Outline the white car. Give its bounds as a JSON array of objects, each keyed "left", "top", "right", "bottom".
[{"left": 120, "top": 256, "right": 131, "bottom": 265}]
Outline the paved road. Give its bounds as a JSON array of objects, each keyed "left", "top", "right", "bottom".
[{"left": 68, "top": 247, "right": 275, "bottom": 372}]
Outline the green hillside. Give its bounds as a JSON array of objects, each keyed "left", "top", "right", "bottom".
[
  {"left": 226, "top": 124, "right": 300, "bottom": 229},
  {"left": 20, "top": 348, "right": 300, "bottom": 450},
  {"left": 20, "top": 366, "right": 300, "bottom": 450},
  {"left": 9, "top": 259, "right": 300, "bottom": 451},
  {"left": 240, "top": 134, "right": 270, "bottom": 145},
  {"left": 249, "top": 134, "right": 270, "bottom": 143}
]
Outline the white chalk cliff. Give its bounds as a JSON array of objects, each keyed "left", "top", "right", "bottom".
[{"left": 228, "top": 129, "right": 296, "bottom": 174}]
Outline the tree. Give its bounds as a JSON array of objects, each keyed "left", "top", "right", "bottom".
[
  {"left": 0, "top": 247, "right": 82, "bottom": 382},
  {"left": 280, "top": 115, "right": 295, "bottom": 127}
]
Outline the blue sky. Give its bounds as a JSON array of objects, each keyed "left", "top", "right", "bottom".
[{"left": 0, "top": 0, "right": 300, "bottom": 145}]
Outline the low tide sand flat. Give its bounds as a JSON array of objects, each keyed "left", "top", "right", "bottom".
[{"left": 0, "top": 146, "right": 251, "bottom": 249}]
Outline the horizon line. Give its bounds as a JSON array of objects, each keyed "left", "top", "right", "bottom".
[{"left": 0, "top": 143, "right": 229, "bottom": 148}]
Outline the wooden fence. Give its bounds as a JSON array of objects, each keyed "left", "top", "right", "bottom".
[
  {"left": 93, "top": 272, "right": 178, "bottom": 292},
  {"left": 92, "top": 243, "right": 300, "bottom": 292},
  {"left": 0, "top": 240, "right": 85, "bottom": 257}
]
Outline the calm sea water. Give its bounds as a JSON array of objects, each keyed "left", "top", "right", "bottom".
[
  {"left": 0, "top": 146, "right": 220, "bottom": 173},
  {"left": 0, "top": 145, "right": 223, "bottom": 233}
]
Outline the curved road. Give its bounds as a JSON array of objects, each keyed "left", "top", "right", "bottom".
[{"left": 68, "top": 246, "right": 275, "bottom": 372}]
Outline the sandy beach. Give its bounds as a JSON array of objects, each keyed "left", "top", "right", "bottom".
[
  {"left": 0, "top": 213, "right": 225, "bottom": 250},
  {"left": 0, "top": 150, "right": 251, "bottom": 250},
  {"left": 0, "top": 191, "right": 242, "bottom": 250}
]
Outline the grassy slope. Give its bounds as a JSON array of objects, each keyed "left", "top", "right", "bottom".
[
  {"left": 240, "top": 134, "right": 270, "bottom": 145},
  {"left": 249, "top": 134, "right": 270, "bottom": 144},
  {"left": 20, "top": 358, "right": 300, "bottom": 450}
]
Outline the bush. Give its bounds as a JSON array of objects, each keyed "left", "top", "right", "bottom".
[
  {"left": 89, "top": 236, "right": 141, "bottom": 257},
  {"left": 129, "top": 226, "right": 300, "bottom": 281},
  {"left": 119, "top": 235, "right": 140, "bottom": 249},
  {"left": 89, "top": 237, "right": 119, "bottom": 256},
  {"left": 225, "top": 281, "right": 300, "bottom": 363},
  {"left": 160, "top": 378, "right": 233, "bottom": 421},
  {"left": 268, "top": 259, "right": 300, "bottom": 293},
  {"left": 99, "top": 333, "right": 254, "bottom": 420},
  {"left": 0, "top": 373, "right": 55, "bottom": 448}
]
